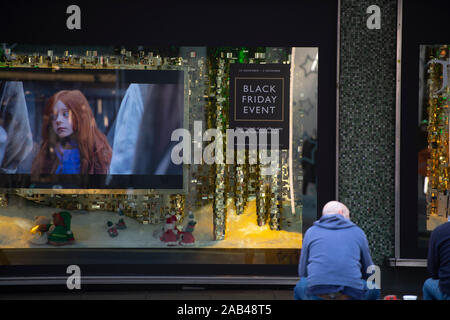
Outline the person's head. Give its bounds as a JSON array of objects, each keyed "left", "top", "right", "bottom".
[
  {"left": 51, "top": 99, "right": 74, "bottom": 138},
  {"left": 43, "top": 90, "right": 95, "bottom": 142},
  {"left": 322, "top": 201, "right": 350, "bottom": 220},
  {"left": 32, "top": 90, "right": 112, "bottom": 174}
]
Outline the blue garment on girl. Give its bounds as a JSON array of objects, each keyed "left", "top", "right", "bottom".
[{"left": 55, "top": 142, "right": 81, "bottom": 174}]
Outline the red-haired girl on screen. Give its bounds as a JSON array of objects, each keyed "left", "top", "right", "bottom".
[{"left": 32, "top": 90, "right": 112, "bottom": 175}]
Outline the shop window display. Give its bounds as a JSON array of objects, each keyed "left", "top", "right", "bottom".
[
  {"left": 418, "top": 44, "right": 450, "bottom": 248},
  {"left": 0, "top": 45, "right": 318, "bottom": 250}
]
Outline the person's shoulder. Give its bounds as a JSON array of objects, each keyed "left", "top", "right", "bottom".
[
  {"left": 432, "top": 221, "right": 450, "bottom": 236},
  {"left": 349, "top": 224, "right": 368, "bottom": 239},
  {"left": 303, "top": 224, "right": 319, "bottom": 238}
]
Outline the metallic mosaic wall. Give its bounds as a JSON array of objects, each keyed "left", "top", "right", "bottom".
[{"left": 339, "top": 0, "right": 397, "bottom": 264}]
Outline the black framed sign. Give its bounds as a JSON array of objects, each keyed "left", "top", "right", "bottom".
[{"left": 229, "top": 63, "right": 290, "bottom": 149}]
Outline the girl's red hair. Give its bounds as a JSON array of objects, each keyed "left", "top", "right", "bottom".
[{"left": 31, "top": 90, "right": 112, "bottom": 175}]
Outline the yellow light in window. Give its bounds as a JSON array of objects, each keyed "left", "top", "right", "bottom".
[{"left": 30, "top": 225, "right": 39, "bottom": 234}]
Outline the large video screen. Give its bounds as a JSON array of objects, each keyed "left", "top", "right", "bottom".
[{"left": 0, "top": 68, "right": 184, "bottom": 189}]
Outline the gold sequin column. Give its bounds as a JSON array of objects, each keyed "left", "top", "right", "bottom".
[
  {"left": 256, "top": 153, "right": 269, "bottom": 226},
  {"left": 208, "top": 50, "right": 229, "bottom": 240},
  {"left": 269, "top": 170, "right": 281, "bottom": 230},
  {"left": 427, "top": 45, "right": 450, "bottom": 219}
]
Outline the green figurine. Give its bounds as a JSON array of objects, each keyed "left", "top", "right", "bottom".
[{"left": 47, "top": 211, "right": 75, "bottom": 246}]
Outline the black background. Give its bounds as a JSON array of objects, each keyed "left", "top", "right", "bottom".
[{"left": 0, "top": 0, "right": 337, "bottom": 277}]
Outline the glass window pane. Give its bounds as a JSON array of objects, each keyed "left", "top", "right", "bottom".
[
  {"left": 0, "top": 45, "right": 317, "bottom": 257},
  {"left": 418, "top": 44, "right": 450, "bottom": 249}
]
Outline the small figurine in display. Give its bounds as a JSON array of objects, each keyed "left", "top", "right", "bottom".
[
  {"left": 47, "top": 211, "right": 75, "bottom": 246},
  {"left": 160, "top": 214, "right": 179, "bottom": 246},
  {"left": 30, "top": 212, "right": 75, "bottom": 246},
  {"left": 29, "top": 216, "right": 52, "bottom": 245},
  {"left": 106, "top": 208, "right": 127, "bottom": 237},
  {"left": 115, "top": 218, "right": 126, "bottom": 230},
  {"left": 179, "top": 213, "right": 197, "bottom": 246},
  {"left": 107, "top": 221, "right": 118, "bottom": 237}
]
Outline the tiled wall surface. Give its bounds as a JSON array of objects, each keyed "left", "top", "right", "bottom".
[{"left": 339, "top": 0, "right": 398, "bottom": 264}]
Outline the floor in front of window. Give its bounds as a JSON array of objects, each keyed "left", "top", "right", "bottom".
[
  {"left": 0, "top": 289, "right": 294, "bottom": 300},
  {"left": 0, "top": 289, "right": 423, "bottom": 300}
]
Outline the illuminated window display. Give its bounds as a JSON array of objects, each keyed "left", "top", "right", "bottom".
[
  {"left": 418, "top": 44, "right": 450, "bottom": 247},
  {"left": 0, "top": 46, "right": 318, "bottom": 250}
]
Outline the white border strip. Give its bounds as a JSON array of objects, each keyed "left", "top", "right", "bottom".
[
  {"left": 388, "top": 258, "right": 427, "bottom": 268},
  {"left": 336, "top": 0, "right": 341, "bottom": 200},
  {"left": 395, "top": 0, "right": 403, "bottom": 259},
  {"left": 289, "top": 48, "right": 296, "bottom": 214},
  {"left": 0, "top": 276, "right": 300, "bottom": 286}
]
